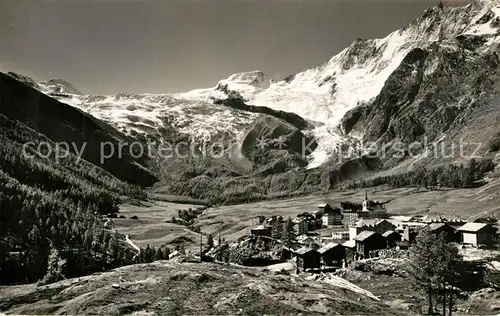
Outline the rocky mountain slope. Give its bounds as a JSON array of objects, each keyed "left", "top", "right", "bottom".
[
  {"left": 0, "top": 72, "right": 151, "bottom": 285},
  {"left": 0, "top": 72, "right": 156, "bottom": 186},
  {"left": 6, "top": 0, "right": 500, "bottom": 202},
  {"left": 0, "top": 261, "right": 403, "bottom": 315}
]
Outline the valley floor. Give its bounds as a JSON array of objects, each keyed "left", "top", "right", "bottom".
[{"left": 114, "top": 180, "right": 500, "bottom": 251}]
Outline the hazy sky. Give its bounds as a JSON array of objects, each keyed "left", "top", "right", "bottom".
[{"left": 1, "top": 0, "right": 465, "bottom": 95}]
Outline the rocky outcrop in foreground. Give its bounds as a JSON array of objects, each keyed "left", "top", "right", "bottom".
[{"left": 0, "top": 261, "right": 402, "bottom": 315}]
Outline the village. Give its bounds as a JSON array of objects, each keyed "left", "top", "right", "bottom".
[{"left": 243, "top": 191, "right": 500, "bottom": 273}]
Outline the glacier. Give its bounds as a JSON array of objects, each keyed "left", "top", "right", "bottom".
[{"left": 11, "top": 0, "right": 500, "bottom": 169}]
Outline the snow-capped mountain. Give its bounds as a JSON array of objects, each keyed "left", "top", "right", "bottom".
[
  {"left": 177, "top": 1, "right": 500, "bottom": 167},
  {"left": 9, "top": 0, "right": 500, "bottom": 169},
  {"left": 40, "top": 78, "right": 83, "bottom": 95}
]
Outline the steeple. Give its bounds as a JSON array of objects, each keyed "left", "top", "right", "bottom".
[{"left": 362, "top": 189, "right": 369, "bottom": 212}]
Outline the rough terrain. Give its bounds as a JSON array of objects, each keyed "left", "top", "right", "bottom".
[{"left": 0, "top": 261, "right": 401, "bottom": 316}]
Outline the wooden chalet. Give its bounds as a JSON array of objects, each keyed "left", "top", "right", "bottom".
[
  {"left": 382, "top": 230, "right": 402, "bottom": 248},
  {"left": 354, "top": 231, "right": 386, "bottom": 257},
  {"left": 425, "top": 223, "right": 458, "bottom": 243},
  {"left": 458, "top": 223, "right": 497, "bottom": 247},
  {"left": 318, "top": 243, "right": 346, "bottom": 266},
  {"left": 294, "top": 247, "right": 321, "bottom": 272}
]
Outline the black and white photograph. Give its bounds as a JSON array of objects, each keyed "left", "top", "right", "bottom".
[{"left": 2, "top": 0, "right": 500, "bottom": 315}]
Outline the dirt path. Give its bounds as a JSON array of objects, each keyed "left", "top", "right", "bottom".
[{"left": 124, "top": 233, "right": 141, "bottom": 259}]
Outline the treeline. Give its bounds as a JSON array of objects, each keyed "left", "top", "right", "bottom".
[
  {"left": 0, "top": 115, "right": 147, "bottom": 284},
  {"left": 172, "top": 207, "right": 206, "bottom": 226},
  {"left": 166, "top": 158, "right": 495, "bottom": 207},
  {"left": 135, "top": 244, "right": 172, "bottom": 263},
  {"left": 0, "top": 115, "right": 142, "bottom": 214},
  {"left": 345, "top": 159, "right": 494, "bottom": 190}
]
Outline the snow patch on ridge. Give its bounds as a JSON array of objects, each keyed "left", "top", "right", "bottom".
[
  {"left": 15, "top": 0, "right": 499, "bottom": 169},
  {"left": 179, "top": 29, "right": 414, "bottom": 168}
]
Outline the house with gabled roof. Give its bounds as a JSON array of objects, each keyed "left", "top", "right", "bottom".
[
  {"left": 382, "top": 230, "right": 402, "bottom": 248},
  {"left": 425, "top": 223, "right": 458, "bottom": 243},
  {"left": 458, "top": 223, "right": 497, "bottom": 247},
  {"left": 318, "top": 243, "right": 345, "bottom": 266},
  {"left": 349, "top": 219, "right": 395, "bottom": 240},
  {"left": 294, "top": 247, "right": 321, "bottom": 271},
  {"left": 354, "top": 231, "right": 386, "bottom": 257},
  {"left": 342, "top": 240, "right": 356, "bottom": 260}
]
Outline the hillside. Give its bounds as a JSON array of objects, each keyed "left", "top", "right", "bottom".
[
  {"left": 5, "top": 1, "right": 500, "bottom": 206},
  {"left": 0, "top": 261, "right": 402, "bottom": 315},
  {"left": 0, "top": 72, "right": 157, "bottom": 186},
  {"left": 0, "top": 73, "right": 158, "bottom": 284}
]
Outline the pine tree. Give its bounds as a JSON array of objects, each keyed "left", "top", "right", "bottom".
[
  {"left": 408, "top": 230, "right": 464, "bottom": 315},
  {"left": 271, "top": 218, "right": 283, "bottom": 241},
  {"left": 144, "top": 245, "right": 153, "bottom": 262},
  {"left": 408, "top": 229, "right": 444, "bottom": 315},
  {"left": 207, "top": 234, "right": 214, "bottom": 249},
  {"left": 283, "top": 218, "right": 296, "bottom": 248},
  {"left": 39, "top": 246, "right": 64, "bottom": 285},
  {"left": 154, "top": 247, "right": 164, "bottom": 260},
  {"left": 436, "top": 241, "right": 465, "bottom": 316}
]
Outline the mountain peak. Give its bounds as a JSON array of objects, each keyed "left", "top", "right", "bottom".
[
  {"left": 5, "top": 72, "right": 40, "bottom": 90},
  {"left": 40, "top": 78, "right": 83, "bottom": 95},
  {"left": 221, "top": 70, "right": 270, "bottom": 89}
]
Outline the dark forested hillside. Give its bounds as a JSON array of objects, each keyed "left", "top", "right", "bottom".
[
  {"left": 0, "top": 112, "right": 145, "bottom": 284},
  {"left": 0, "top": 74, "right": 158, "bottom": 284},
  {"left": 0, "top": 72, "right": 157, "bottom": 186}
]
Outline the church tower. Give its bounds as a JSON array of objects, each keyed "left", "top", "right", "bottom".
[{"left": 362, "top": 189, "right": 369, "bottom": 212}]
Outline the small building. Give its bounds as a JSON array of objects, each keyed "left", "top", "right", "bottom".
[
  {"left": 312, "top": 209, "right": 323, "bottom": 219},
  {"left": 331, "top": 231, "right": 350, "bottom": 241},
  {"left": 311, "top": 210, "right": 325, "bottom": 230},
  {"left": 280, "top": 246, "right": 296, "bottom": 260},
  {"left": 403, "top": 226, "right": 420, "bottom": 244},
  {"left": 266, "top": 215, "right": 284, "bottom": 225},
  {"left": 354, "top": 231, "right": 386, "bottom": 257},
  {"left": 390, "top": 215, "right": 417, "bottom": 223},
  {"left": 297, "top": 234, "right": 316, "bottom": 246},
  {"left": 420, "top": 214, "right": 447, "bottom": 224},
  {"left": 254, "top": 215, "right": 266, "bottom": 225},
  {"left": 318, "top": 243, "right": 346, "bottom": 266},
  {"left": 318, "top": 203, "right": 334, "bottom": 213},
  {"left": 425, "top": 223, "right": 458, "bottom": 243},
  {"left": 250, "top": 225, "right": 272, "bottom": 237},
  {"left": 342, "top": 240, "right": 356, "bottom": 260},
  {"left": 322, "top": 211, "right": 343, "bottom": 227},
  {"left": 382, "top": 230, "right": 402, "bottom": 248},
  {"left": 292, "top": 218, "right": 309, "bottom": 235},
  {"left": 295, "top": 247, "right": 321, "bottom": 271},
  {"left": 342, "top": 210, "right": 370, "bottom": 227},
  {"left": 349, "top": 219, "right": 396, "bottom": 240},
  {"left": 362, "top": 191, "right": 388, "bottom": 218},
  {"left": 473, "top": 217, "right": 497, "bottom": 224},
  {"left": 446, "top": 218, "right": 467, "bottom": 228},
  {"left": 458, "top": 223, "right": 496, "bottom": 247}
]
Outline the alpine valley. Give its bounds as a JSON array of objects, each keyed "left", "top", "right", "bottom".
[
  {"left": 6, "top": 0, "right": 500, "bottom": 205},
  {"left": 4, "top": 1, "right": 500, "bottom": 315}
]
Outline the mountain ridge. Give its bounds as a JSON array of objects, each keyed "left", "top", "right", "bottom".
[{"left": 5, "top": 0, "right": 500, "bottom": 205}]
